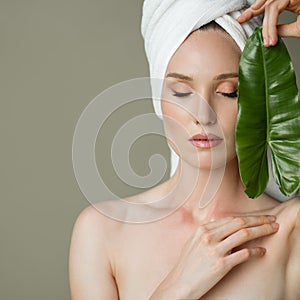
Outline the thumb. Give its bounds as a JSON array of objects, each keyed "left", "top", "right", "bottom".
[{"left": 277, "top": 15, "right": 300, "bottom": 38}]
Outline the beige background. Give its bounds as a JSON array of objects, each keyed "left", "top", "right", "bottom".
[{"left": 1, "top": 1, "right": 299, "bottom": 299}]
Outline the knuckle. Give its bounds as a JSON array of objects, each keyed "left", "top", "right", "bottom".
[
  {"left": 200, "top": 232, "right": 213, "bottom": 245},
  {"left": 261, "top": 223, "right": 272, "bottom": 233},
  {"left": 246, "top": 9, "right": 254, "bottom": 18},
  {"left": 214, "top": 257, "right": 227, "bottom": 272},
  {"left": 235, "top": 217, "right": 246, "bottom": 227},
  {"left": 240, "top": 228, "right": 250, "bottom": 239},
  {"left": 209, "top": 246, "right": 220, "bottom": 257},
  {"left": 264, "top": 2, "right": 271, "bottom": 10},
  {"left": 265, "top": 0, "right": 279, "bottom": 12},
  {"left": 266, "top": 223, "right": 276, "bottom": 233},
  {"left": 240, "top": 248, "right": 251, "bottom": 260},
  {"left": 266, "top": 0, "right": 275, "bottom": 6},
  {"left": 260, "top": 215, "right": 269, "bottom": 223},
  {"left": 226, "top": 216, "right": 235, "bottom": 222}
]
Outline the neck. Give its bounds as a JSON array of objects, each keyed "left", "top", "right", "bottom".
[{"left": 165, "top": 157, "right": 263, "bottom": 222}]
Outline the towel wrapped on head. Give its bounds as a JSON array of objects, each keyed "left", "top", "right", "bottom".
[
  {"left": 141, "top": 0, "right": 297, "bottom": 201},
  {"left": 141, "top": 0, "right": 262, "bottom": 118}
]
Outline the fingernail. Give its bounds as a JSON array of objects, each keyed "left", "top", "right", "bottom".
[
  {"left": 267, "top": 215, "right": 276, "bottom": 221},
  {"left": 272, "top": 222, "right": 279, "bottom": 229},
  {"left": 269, "top": 37, "right": 273, "bottom": 46},
  {"left": 264, "top": 37, "right": 269, "bottom": 47}
]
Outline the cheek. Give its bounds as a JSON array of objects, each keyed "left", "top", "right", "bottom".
[
  {"left": 161, "top": 99, "right": 190, "bottom": 125},
  {"left": 161, "top": 99, "right": 192, "bottom": 150},
  {"left": 215, "top": 102, "right": 238, "bottom": 134}
]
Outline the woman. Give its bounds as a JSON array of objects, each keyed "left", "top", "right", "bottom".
[{"left": 69, "top": 0, "right": 300, "bottom": 299}]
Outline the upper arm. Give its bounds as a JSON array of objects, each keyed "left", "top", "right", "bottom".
[
  {"left": 286, "top": 198, "right": 300, "bottom": 297},
  {"left": 69, "top": 205, "right": 119, "bottom": 300}
]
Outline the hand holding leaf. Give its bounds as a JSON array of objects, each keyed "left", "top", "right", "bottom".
[{"left": 238, "top": 0, "right": 300, "bottom": 46}]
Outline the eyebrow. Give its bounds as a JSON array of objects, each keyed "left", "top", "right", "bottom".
[
  {"left": 165, "top": 72, "right": 238, "bottom": 81},
  {"left": 166, "top": 72, "right": 193, "bottom": 81},
  {"left": 213, "top": 73, "right": 238, "bottom": 80}
]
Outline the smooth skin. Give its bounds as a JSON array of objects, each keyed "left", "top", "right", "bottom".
[
  {"left": 69, "top": 2, "right": 300, "bottom": 299},
  {"left": 69, "top": 32, "right": 300, "bottom": 300},
  {"left": 238, "top": 0, "right": 300, "bottom": 46}
]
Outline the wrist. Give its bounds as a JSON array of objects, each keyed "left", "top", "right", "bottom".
[
  {"left": 149, "top": 280, "right": 191, "bottom": 300},
  {"left": 149, "top": 286, "right": 187, "bottom": 300}
]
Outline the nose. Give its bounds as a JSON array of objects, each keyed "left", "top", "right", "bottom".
[{"left": 194, "top": 96, "right": 217, "bottom": 126}]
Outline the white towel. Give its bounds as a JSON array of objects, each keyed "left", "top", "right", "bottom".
[{"left": 141, "top": 0, "right": 298, "bottom": 201}]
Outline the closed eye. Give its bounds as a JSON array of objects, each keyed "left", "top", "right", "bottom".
[
  {"left": 172, "top": 91, "right": 192, "bottom": 98},
  {"left": 220, "top": 91, "right": 238, "bottom": 98}
]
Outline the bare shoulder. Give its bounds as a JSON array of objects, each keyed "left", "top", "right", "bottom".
[
  {"left": 281, "top": 197, "right": 300, "bottom": 298},
  {"left": 70, "top": 200, "right": 126, "bottom": 251},
  {"left": 74, "top": 201, "right": 123, "bottom": 228},
  {"left": 69, "top": 194, "right": 167, "bottom": 299},
  {"left": 69, "top": 202, "right": 122, "bottom": 300},
  {"left": 289, "top": 196, "right": 300, "bottom": 219},
  {"left": 269, "top": 197, "right": 300, "bottom": 224},
  {"left": 282, "top": 196, "right": 300, "bottom": 240},
  {"left": 276, "top": 197, "right": 300, "bottom": 220},
  {"left": 70, "top": 201, "right": 127, "bottom": 256},
  {"left": 287, "top": 196, "right": 300, "bottom": 247}
]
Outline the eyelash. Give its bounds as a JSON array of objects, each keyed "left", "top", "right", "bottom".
[
  {"left": 220, "top": 91, "right": 238, "bottom": 98},
  {"left": 172, "top": 91, "right": 238, "bottom": 98},
  {"left": 172, "top": 91, "right": 192, "bottom": 98}
]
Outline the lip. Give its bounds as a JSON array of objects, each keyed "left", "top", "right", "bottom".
[{"left": 189, "top": 133, "right": 223, "bottom": 149}]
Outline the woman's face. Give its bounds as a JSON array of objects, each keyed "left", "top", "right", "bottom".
[{"left": 161, "top": 29, "right": 241, "bottom": 170}]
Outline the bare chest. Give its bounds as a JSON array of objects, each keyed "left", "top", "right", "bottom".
[{"left": 113, "top": 225, "right": 289, "bottom": 300}]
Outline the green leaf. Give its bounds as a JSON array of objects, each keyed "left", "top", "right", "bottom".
[{"left": 236, "top": 27, "right": 300, "bottom": 199}]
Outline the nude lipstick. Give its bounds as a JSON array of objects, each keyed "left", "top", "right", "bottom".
[{"left": 189, "top": 133, "right": 223, "bottom": 149}]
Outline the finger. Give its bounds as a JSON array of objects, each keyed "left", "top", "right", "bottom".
[
  {"left": 263, "top": 1, "right": 282, "bottom": 46},
  {"left": 237, "top": 5, "right": 266, "bottom": 23},
  {"left": 206, "top": 215, "right": 277, "bottom": 242},
  {"left": 192, "top": 217, "right": 233, "bottom": 243},
  {"left": 278, "top": 16, "right": 300, "bottom": 38},
  {"left": 237, "top": 9, "right": 254, "bottom": 23},
  {"left": 204, "top": 215, "right": 275, "bottom": 233},
  {"left": 221, "top": 222, "right": 279, "bottom": 252},
  {"left": 194, "top": 216, "right": 236, "bottom": 238},
  {"left": 251, "top": 0, "right": 268, "bottom": 10},
  {"left": 262, "top": 5, "right": 271, "bottom": 46},
  {"left": 225, "top": 247, "right": 266, "bottom": 270}
]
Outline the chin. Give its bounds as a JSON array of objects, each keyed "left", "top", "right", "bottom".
[
  {"left": 180, "top": 155, "right": 225, "bottom": 170},
  {"left": 182, "top": 148, "right": 238, "bottom": 170}
]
